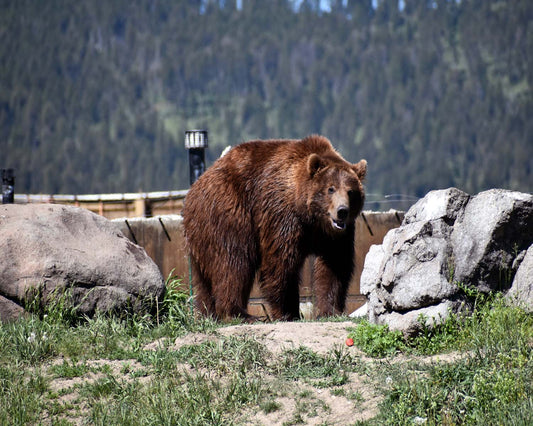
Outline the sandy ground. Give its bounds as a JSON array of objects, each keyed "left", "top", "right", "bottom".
[
  {"left": 168, "top": 321, "right": 380, "bottom": 424},
  {"left": 166, "top": 321, "right": 358, "bottom": 354},
  {"left": 164, "top": 321, "right": 462, "bottom": 425},
  {"left": 47, "top": 321, "right": 463, "bottom": 425}
]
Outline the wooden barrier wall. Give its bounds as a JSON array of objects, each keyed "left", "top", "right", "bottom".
[
  {"left": 112, "top": 211, "right": 404, "bottom": 319},
  {"left": 16, "top": 191, "right": 403, "bottom": 317},
  {"left": 15, "top": 191, "right": 187, "bottom": 220}
]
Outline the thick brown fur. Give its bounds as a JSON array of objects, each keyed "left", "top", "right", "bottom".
[{"left": 182, "top": 135, "right": 366, "bottom": 321}]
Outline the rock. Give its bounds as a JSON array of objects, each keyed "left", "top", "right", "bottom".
[
  {"left": 359, "top": 244, "right": 384, "bottom": 296},
  {"left": 0, "top": 295, "right": 27, "bottom": 322},
  {"left": 451, "top": 189, "right": 533, "bottom": 292},
  {"left": 506, "top": 245, "right": 533, "bottom": 312},
  {"left": 361, "top": 189, "right": 466, "bottom": 334},
  {"left": 377, "top": 219, "right": 456, "bottom": 311},
  {"left": 361, "top": 188, "right": 533, "bottom": 336},
  {"left": 0, "top": 204, "right": 164, "bottom": 321},
  {"left": 403, "top": 187, "right": 470, "bottom": 224},
  {"left": 381, "top": 300, "right": 459, "bottom": 336}
]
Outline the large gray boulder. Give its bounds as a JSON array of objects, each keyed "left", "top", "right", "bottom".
[
  {"left": 506, "top": 245, "right": 533, "bottom": 312},
  {"left": 451, "top": 189, "right": 533, "bottom": 292},
  {"left": 360, "top": 188, "right": 533, "bottom": 335},
  {"left": 0, "top": 204, "right": 165, "bottom": 322}
]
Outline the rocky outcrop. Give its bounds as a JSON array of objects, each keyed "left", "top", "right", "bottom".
[
  {"left": 451, "top": 189, "right": 533, "bottom": 293},
  {"left": 0, "top": 204, "right": 164, "bottom": 322},
  {"left": 359, "top": 188, "right": 533, "bottom": 335},
  {"left": 506, "top": 245, "right": 533, "bottom": 312}
]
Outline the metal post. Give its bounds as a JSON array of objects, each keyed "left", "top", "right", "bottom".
[
  {"left": 184, "top": 130, "right": 208, "bottom": 315},
  {"left": 185, "top": 130, "right": 208, "bottom": 185},
  {"left": 2, "top": 169, "right": 14, "bottom": 204}
]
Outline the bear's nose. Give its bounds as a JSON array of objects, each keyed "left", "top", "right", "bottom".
[{"left": 337, "top": 205, "right": 349, "bottom": 221}]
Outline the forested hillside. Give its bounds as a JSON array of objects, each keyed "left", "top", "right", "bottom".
[{"left": 1, "top": 0, "right": 532, "bottom": 207}]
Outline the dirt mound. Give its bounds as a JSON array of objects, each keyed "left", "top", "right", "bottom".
[
  {"left": 166, "top": 321, "right": 358, "bottom": 355},
  {"left": 47, "top": 321, "right": 465, "bottom": 425}
]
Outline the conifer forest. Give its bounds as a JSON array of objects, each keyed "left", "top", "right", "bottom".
[{"left": 1, "top": 0, "right": 532, "bottom": 209}]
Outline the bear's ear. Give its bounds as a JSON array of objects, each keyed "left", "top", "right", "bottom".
[
  {"left": 307, "top": 153, "right": 326, "bottom": 177},
  {"left": 352, "top": 159, "right": 367, "bottom": 181}
]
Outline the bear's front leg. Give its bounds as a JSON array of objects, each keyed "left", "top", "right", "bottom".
[
  {"left": 313, "top": 252, "right": 354, "bottom": 317},
  {"left": 259, "top": 262, "right": 301, "bottom": 321}
]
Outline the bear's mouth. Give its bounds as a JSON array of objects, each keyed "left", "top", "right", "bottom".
[{"left": 331, "top": 218, "right": 346, "bottom": 231}]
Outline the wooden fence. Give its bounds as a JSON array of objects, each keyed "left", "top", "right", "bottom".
[
  {"left": 111, "top": 210, "right": 404, "bottom": 319},
  {"left": 16, "top": 191, "right": 404, "bottom": 318},
  {"left": 15, "top": 191, "right": 187, "bottom": 219}
]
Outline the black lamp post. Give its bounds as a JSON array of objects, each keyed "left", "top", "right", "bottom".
[
  {"left": 2, "top": 169, "right": 14, "bottom": 204},
  {"left": 184, "top": 130, "right": 208, "bottom": 314},
  {"left": 185, "top": 130, "right": 208, "bottom": 186}
]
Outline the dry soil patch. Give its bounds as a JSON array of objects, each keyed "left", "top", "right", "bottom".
[{"left": 168, "top": 320, "right": 362, "bottom": 355}]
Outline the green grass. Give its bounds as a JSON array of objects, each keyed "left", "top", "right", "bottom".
[
  {"left": 357, "top": 294, "right": 533, "bottom": 425},
  {"left": 275, "top": 345, "right": 360, "bottom": 387},
  {"left": 347, "top": 320, "right": 407, "bottom": 357},
  {"left": 0, "top": 275, "right": 532, "bottom": 425}
]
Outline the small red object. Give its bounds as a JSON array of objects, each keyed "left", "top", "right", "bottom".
[{"left": 345, "top": 337, "right": 354, "bottom": 347}]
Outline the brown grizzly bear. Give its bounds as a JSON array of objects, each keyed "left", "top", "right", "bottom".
[{"left": 182, "top": 135, "right": 366, "bottom": 321}]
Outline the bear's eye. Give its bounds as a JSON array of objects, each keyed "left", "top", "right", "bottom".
[{"left": 328, "top": 187, "right": 335, "bottom": 194}]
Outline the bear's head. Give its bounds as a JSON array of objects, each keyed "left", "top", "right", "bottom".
[{"left": 306, "top": 152, "right": 367, "bottom": 235}]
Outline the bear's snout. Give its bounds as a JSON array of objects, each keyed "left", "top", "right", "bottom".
[
  {"left": 331, "top": 205, "right": 350, "bottom": 231},
  {"left": 337, "top": 205, "right": 349, "bottom": 221}
]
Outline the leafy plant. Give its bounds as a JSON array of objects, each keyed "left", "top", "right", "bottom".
[{"left": 348, "top": 320, "right": 407, "bottom": 357}]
